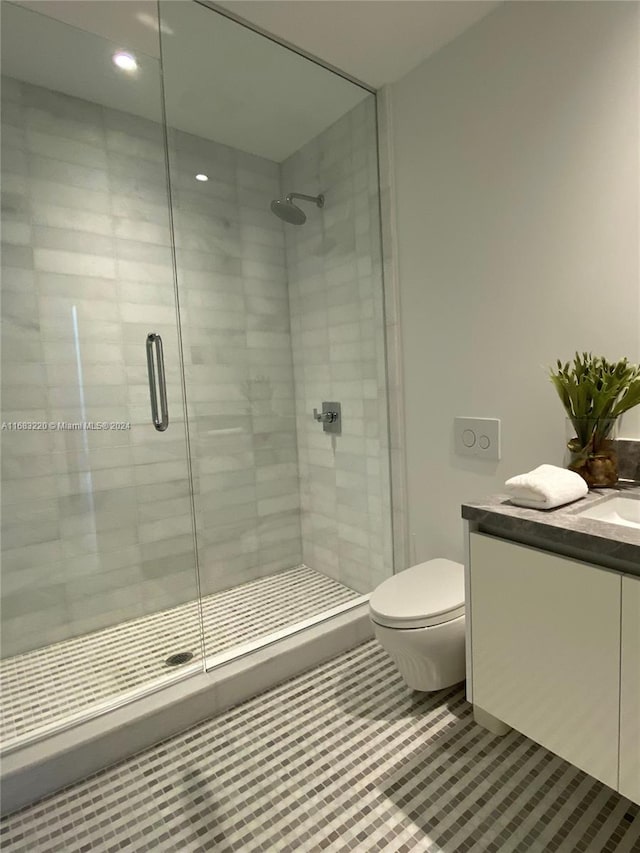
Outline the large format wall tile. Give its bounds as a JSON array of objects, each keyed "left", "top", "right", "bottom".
[
  {"left": 168, "top": 126, "right": 302, "bottom": 598},
  {"left": 1, "top": 77, "right": 390, "bottom": 657},
  {"left": 281, "top": 97, "right": 393, "bottom": 594},
  {"left": 0, "top": 78, "right": 302, "bottom": 656}
]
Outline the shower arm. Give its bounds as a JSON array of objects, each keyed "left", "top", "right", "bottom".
[{"left": 286, "top": 192, "right": 324, "bottom": 208}]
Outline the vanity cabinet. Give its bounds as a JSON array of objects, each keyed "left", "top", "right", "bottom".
[
  {"left": 469, "top": 532, "right": 623, "bottom": 790},
  {"left": 620, "top": 575, "right": 640, "bottom": 802}
]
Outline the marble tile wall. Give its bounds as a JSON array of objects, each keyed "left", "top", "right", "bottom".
[
  {"left": 281, "top": 96, "right": 394, "bottom": 594},
  {"left": 0, "top": 78, "right": 301, "bottom": 655},
  {"left": 375, "top": 86, "right": 409, "bottom": 573},
  {"left": 0, "top": 76, "right": 197, "bottom": 657},
  {"left": 167, "top": 127, "right": 302, "bottom": 597},
  {"left": 1, "top": 78, "right": 392, "bottom": 657}
]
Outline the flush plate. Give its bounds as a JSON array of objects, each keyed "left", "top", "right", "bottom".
[{"left": 454, "top": 417, "right": 501, "bottom": 460}]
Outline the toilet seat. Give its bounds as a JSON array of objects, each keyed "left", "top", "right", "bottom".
[{"left": 369, "top": 558, "right": 465, "bottom": 630}]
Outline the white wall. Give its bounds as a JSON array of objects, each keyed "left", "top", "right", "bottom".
[{"left": 391, "top": 1, "right": 639, "bottom": 564}]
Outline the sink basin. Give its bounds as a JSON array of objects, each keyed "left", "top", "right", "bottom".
[{"left": 577, "top": 496, "right": 640, "bottom": 530}]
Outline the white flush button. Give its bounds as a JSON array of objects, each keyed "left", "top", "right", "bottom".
[
  {"left": 454, "top": 417, "right": 501, "bottom": 460},
  {"left": 462, "top": 429, "right": 476, "bottom": 447}
]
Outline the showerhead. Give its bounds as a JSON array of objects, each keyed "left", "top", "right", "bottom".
[
  {"left": 270, "top": 192, "right": 324, "bottom": 225},
  {"left": 270, "top": 198, "right": 307, "bottom": 225}
]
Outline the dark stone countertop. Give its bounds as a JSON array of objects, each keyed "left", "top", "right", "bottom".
[{"left": 462, "top": 482, "right": 640, "bottom": 572}]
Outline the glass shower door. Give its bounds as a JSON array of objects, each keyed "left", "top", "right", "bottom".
[
  {"left": 159, "top": 0, "right": 393, "bottom": 666},
  {"left": 0, "top": 2, "right": 202, "bottom": 747}
]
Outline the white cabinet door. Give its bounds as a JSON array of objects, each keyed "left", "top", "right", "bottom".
[
  {"left": 470, "top": 532, "right": 621, "bottom": 789},
  {"left": 620, "top": 575, "right": 640, "bottom": 803}
]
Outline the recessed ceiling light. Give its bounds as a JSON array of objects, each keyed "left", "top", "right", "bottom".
[
  {"left": 112, "top": 52, "right": 138, "bottom": 72},
  {"left": 195, "top": 174, "right": 209, "bottom": 182}
]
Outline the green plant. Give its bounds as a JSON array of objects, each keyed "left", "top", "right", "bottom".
[{"left": 550, "top": 352, "right": 640, "bottom": 449}]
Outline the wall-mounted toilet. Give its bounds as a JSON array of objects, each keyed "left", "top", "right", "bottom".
[{"left": 369, "top": 558, "right": 466, "bottom": 691}]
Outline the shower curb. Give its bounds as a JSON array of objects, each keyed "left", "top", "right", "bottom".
[{"left": 1, "top": 605, "right": 373, "bottom": 816}]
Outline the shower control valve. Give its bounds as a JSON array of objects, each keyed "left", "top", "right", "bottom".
[
  {"left": 313, "top": 402, "right": 342, "bottom": 435},
  {"left": 313, "top": 408, "right": 337, "bottom": 424}
]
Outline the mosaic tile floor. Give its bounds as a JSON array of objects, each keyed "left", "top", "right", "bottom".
[
  {"left": 0, "top": 566, "right": 360, "bottom": 745},
  {"left": 1, "top": 641, "right": 639, "bottom": 852}
]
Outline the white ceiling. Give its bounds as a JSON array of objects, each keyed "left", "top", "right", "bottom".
[
  {"left": 160, "top": 1, "right": 367, "bottom": 161},
  {"left": 4, "top": 1, "right": 367, "bottom": 161},
  {"left": 17, "top": 0, "right": 164, "bottom": 57},
  {"left": 3, "top": 3, "right": 165, "bottom": 136},
  {"left": 4, "top": 1, "right": 501, "bottom": 161},
  {"left": 217, "top": 0, "right": 501, "bottom": 88}
]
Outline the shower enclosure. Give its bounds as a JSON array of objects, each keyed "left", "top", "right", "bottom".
[{"left": 0, "top": 0, "right": 392, "bottom": 752}]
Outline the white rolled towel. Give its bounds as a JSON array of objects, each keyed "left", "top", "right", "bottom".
[{"left": 504, "top": 464, "right": 588, "bottom": 509}]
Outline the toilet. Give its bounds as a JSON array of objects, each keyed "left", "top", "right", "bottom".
[{"left": 369, "top": 558, "right": 466, "bottom": 691}]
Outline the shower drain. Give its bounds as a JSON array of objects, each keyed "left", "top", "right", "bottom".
[{"left": 165, "top": 651, "right": 194, "bottom": 667}]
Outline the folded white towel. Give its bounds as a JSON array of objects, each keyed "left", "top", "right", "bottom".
[{"left": 504, "top": 464, "right": 588, "bottom": 510}]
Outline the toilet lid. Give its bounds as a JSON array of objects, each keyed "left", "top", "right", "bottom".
[{"left": 369, "top": 559, "right": 465, "bottom": 629}]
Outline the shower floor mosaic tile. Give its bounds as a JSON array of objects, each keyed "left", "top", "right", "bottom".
[
  {"left": 2, "top": 641, "right": 639, "bottom": 852},
  {"left": 0, "top": 566, "right": 360, "bottom": 745}
]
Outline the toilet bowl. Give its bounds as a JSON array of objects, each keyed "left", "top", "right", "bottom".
[{"left": 369, "top": 558, "right": 466, "bottom": 691}]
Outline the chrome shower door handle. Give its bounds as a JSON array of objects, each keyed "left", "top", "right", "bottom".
[{"left": 146, "top": 333, "right": 169, "bottom": 432}]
